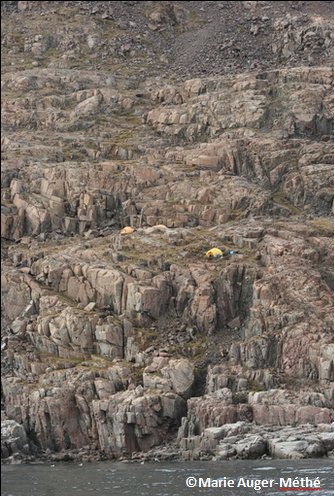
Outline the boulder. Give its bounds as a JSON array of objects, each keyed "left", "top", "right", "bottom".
[
  {"left": 1, "top": 420, "right": 30, "bottom": 458},
  {"left": 143, "top": 358, "right": 195, "bottom": 398}
]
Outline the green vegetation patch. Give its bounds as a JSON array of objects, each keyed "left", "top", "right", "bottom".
[
  {"left": 272, "top": 192, "right": 303, "bottom": 216},
  {"left": 309, "top": 218, "right": 334, "bottom": 237}
]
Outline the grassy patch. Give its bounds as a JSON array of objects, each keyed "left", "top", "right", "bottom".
[
  {"left": 39, "top": 352, "right": 85, "bottom": 366},
  {"left": 232, "top": 391, "right": 248, "bottom": 404},
  {"left": 272, "top": 192, "right": 302, "bottom": 215},
  {"left": 168, "top": 337, "right": 208, "bottom": 360},
  {"left": 137, "top": 328, "right": 160, "bottom": 351},
  {"left": 309, "top": 218, "right": 334, "bottom": 237},
  {"left": 133, "top": 366, "right": 145, "bottom": 387},
  {"left": 8, "top": 32, "right": 25, "bottom": 51},
  {"left": 230, "top": 208, "right": 247, "bottom": 220},
  {"left": 249, "top": 380, "right": 264, "bottom": 393}
]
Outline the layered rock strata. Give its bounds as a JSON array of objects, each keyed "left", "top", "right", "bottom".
[{"left": 1, "top": 1, "right": 333, "bottom": 462}]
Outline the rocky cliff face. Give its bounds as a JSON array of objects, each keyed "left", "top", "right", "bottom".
[{"left": 1, "top": 1, "right": 334, "bottom": 462}]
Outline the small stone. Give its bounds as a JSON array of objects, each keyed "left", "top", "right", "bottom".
[
  {"left": 84, "top": 302, "right": 96, "bottom": 312},
  {"left": 101, "top": 13, "right": 113, "bottom": 20},
  {"left": 250, "top": 25, "right": 260, "bottom": 35},
  {"left": 19, "top": 267, "right": 31, "bottom": 274},
  {"left": 148, "top": 23, "right": 158, "bottom": 31},
  {"left": 228, "top": 317, "right": 241, "bottom": 329}
]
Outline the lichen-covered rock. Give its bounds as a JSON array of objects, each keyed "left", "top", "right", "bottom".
[
  {"left": 92, "top": 388, "right": 186, "bottom": 456},
  {"left": 143, "top": 357, "right": 195, "bottom": 398},
  {"left": 1, "top": 420, "right": 30, "bottom": 459}
]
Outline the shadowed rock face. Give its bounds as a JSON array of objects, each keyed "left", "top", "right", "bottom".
[{"left": 1, "top": 1, "right": 333, "bottom": 461}]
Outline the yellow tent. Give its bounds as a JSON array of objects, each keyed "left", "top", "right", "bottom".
[
  {"left": 120, "top": 226, "right": 136, "bottom": 235},
  {"left": 205, "top": 248, "right": 223, "bottom": 258}
]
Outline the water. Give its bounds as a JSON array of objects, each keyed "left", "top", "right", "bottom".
[{"left": 1, "top": 459, "right": 333, "bottom": 496}]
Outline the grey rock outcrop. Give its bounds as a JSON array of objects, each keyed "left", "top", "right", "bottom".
[{"left": 1, "top": 420, "right": 30, "bottom": 459}]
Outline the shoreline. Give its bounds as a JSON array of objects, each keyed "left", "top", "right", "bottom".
[{"left": 2, "top": 426, "right": 334, "bottom": 465}]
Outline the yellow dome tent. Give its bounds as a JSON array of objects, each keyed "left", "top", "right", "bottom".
[{"left": 205, "top": 248, "right": 223, "bottom": 258}]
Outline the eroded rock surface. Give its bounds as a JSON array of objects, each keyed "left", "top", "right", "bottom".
[{"left": 1, "top": 1, "right": 333, "bottom": 462}]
